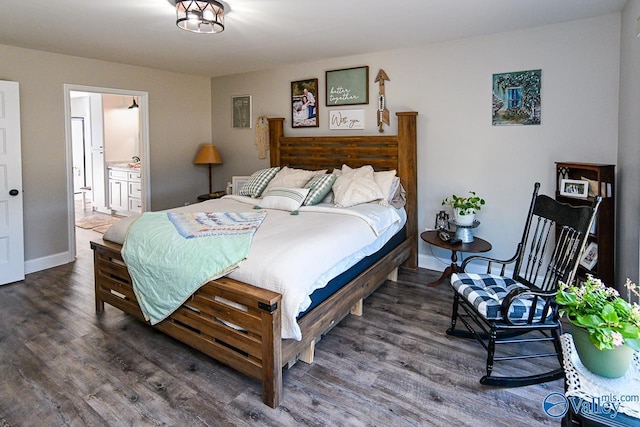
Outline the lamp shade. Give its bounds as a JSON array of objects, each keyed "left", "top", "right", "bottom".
[{"left": 194, "top": 145, "right": 222, "bottom": 165}]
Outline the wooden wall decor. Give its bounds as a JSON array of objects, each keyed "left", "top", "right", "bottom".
[{"left": 375, "top": 69, "right": 390, "bottom": 133}]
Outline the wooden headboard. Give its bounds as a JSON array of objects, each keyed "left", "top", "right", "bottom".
[{"left": 267, "top": 112, "right": 418, "bottom": 268}]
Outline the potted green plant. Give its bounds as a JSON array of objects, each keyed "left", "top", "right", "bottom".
[
  {"left": 557, "top": 275, "right": 640, "bottom": 378},
  {"left": 441, "top": 191, "right": 485, "bottom": 226}
]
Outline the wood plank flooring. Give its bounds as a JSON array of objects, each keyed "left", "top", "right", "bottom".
[{"left": 0, "top": 227, "right": 564, "bottom": 426}]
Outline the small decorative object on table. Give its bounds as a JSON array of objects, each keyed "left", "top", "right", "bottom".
[
  {"left": 441, "top": 191, "right": 485, "bottom": 226},
  {"left": 557, "top": 275, "right": 640, "bottom": 378},
  {"left": 434, "top": 210, "right": 449, "bottom": 231},
  {"left": 197, "top": 191, "right": 226, "bottom": 202},
  {"left": 442, "top": 191, "right": 485, "bottom": 242},
  {"left": 448, "top": 218, "right": 480, "bottom": 243}
]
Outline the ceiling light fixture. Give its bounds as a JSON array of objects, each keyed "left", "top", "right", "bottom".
[
  {"left": 128, "top": 97, "right": 139, "bottom": 109},
  {"left": 176, "top": 0, "right": 225, "bottom": 34}
]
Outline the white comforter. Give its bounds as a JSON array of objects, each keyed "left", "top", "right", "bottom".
[{"left": 104, "top": 195, "right": 406, "bottom": 340}]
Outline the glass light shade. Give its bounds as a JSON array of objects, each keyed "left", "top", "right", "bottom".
[{"left": 176, "top": 0, "right": 224, "bottom": 34}]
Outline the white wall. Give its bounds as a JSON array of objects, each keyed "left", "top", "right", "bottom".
[
  {"left": 211, "top": 14, "right": 622, "bottom": 271},
  {"left": 618, "top": 0, "right": 640, "bottom": 286},
  {"left": 103, "top": 94, "right": 140, "bottom": 163}
]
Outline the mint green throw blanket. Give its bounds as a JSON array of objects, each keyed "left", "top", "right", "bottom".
[{"left": 122, "top": 211, "right": 267, "bottom": 325}]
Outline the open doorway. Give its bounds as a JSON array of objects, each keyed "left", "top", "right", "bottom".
[{"left": 64, "top": 85, "right": 150, "bottom": 259}]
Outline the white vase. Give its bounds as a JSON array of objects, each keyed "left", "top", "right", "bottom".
[{"left": 454, "top": 211, "right": 476, "bottom": 226}]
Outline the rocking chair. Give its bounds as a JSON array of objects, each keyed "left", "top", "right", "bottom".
[{"left": 447, "top": 182, "right": 601, "bottom": 387}]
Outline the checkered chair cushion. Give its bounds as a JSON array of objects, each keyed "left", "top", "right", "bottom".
[{"left": 450, "top": 273, "right": 553, "bottom": 323}]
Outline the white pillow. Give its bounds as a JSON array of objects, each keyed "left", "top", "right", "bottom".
[
  {"left": 341, "top": 165, "right": 397, "bottom": 206},
  {"left": 373, "top": 170, "right": 397, "bottom": 206},
  {"left": 256, "top": 187, "right": 310, "bottom": 214},
  {"left": 332, "top": 165, "right": 386, "bottom": 208},
  {"left": 263, "top": 166, "right": 316, "bottom": 194}
]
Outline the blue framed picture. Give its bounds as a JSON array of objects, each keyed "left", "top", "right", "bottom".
[{"left": 492, "top": 69, "right": 541, "bottom": 126}]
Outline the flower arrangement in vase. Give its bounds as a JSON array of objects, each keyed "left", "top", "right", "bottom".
[
  {"left": 557, "top": 275, "right": 640, "bottom": 378},
  {"left": 441, "top": 191, "right": 485, "bottom": 226}
]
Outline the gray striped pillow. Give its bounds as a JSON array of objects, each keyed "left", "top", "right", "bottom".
[{"left": 239, "top": 167, "right": 280, "bottom": 198}]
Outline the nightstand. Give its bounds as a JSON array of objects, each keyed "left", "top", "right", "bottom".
[{"left": 197, "top": 191, "right": 226, "bottom": 202}]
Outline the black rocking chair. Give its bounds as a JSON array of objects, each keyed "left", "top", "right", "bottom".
[{"left": 447, "top": 182, "right": 601, "bottom": 387}]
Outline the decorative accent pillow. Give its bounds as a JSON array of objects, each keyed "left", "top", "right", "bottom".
[
  {"left": 239, "top": 167, "right": 280, "bottom": 198},
  {"left": 373, "top": 169, "right": 397, "bottom": 206},
  {"left": 255, "top": 187, "right": 310, "bottom": 214},
  {"left": 263, "top": 166, "right": 316, "bottom": 195},
  {"left": 303, "top": 173, "right": 337, "bottom": 206},
  {"left": 389, "top": 180, "right": 407, "bottom": 209},
  {"left": 341, "top": 165, "right": 397, "bottom": 206},
  {"left": 332, "top": 165, "right": 386, "bottom": 208}
]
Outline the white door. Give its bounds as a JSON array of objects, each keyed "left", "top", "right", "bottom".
[{"left": 0, "top": 81, "right": 24, "bottom": 285}]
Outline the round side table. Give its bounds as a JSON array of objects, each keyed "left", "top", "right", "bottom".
[{"left": 420, "top": 230, "right": 492, "bottom": 287}]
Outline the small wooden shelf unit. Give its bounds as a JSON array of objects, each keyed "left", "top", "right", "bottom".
[{"left": 555, "top": 162, "right": 615, "bottom": 286}]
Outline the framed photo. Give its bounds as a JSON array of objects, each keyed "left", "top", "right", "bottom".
[
  {"left": 232, "top": 95, "right": 252, "bottom": 129},
  {"left": 231, "top": 175, "right": 250, "bottom": 195},
  {"left": 291, "top": 78, "right": 319, "bottom": 128},
  {"left": 329, "top": 109, "right": 365, "bottom": 130},
  {"left": 326, "top": 66, "right": 369, "bottom": 106},
  {"left": 580, "top": 242, "right": 598, "bottom": 270},
  {"left": 559, "top": 179, "right": 589, "bottom": 198}
]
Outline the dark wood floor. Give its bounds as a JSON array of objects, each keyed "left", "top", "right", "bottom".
[{"left": 0, "top": 226, "right": 565, "bottom": 426}]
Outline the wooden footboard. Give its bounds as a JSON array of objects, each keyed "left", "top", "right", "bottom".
[
  {"left": 91, "top": 236, "right": 410, "bottom": 407},
  {"left": 91, "top": 239, "right": 283, "bottom": 407}
]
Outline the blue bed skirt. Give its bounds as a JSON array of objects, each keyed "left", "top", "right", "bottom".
[{"left": 297, "top": 227, "right": 406, "bottom": 319}]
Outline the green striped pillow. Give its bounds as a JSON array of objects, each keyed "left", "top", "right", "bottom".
[
  {"left": 303, "top": 174, "right": 337, "bottom": 205},
  {"left": 239, "top": 167, "right": 280, "bottom": 198}
]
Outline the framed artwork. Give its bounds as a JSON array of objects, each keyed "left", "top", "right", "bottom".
[
  {"left": 232, "top": 95, "right": 252, "bottom": 129},
  {"left": 326, "top": 66, "right": 369, "bottom": 106},
  {"left": 560, "top": 179, "right": 589, "bottom": 198},
  {"left": 580, "top": 242, "right": 598, "bottom": 270},
  {"left": 231, "top": 175, "right": 250, "bottom": 195},
  {"left": 492, "top": 69, "right": 541, "bottom": 126},
  {"left": 291, "top": 78, "right": 319, "bottom": 128},
  {"left": 329, "top": 109, "right": 365, "bottom": 130}
]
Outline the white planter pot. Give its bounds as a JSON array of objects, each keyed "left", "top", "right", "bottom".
[{"left": 454, "top": 211, "right": 476, "bottom": 226}]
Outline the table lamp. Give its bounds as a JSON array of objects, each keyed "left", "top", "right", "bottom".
[{"left": 194, "top": 144, "right": 223, "bottom": 195}]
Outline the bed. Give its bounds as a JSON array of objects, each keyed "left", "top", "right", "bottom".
[{"left": 90, "top": 111, "right": 418, "bottom": 407}]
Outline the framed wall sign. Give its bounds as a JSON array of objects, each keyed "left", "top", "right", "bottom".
[
  {"left": 232, "top": 95, "right": 252, "bottom": 129},
  {"left": 291, "top": 78, "right": 319, "bottom": 128},
  {"left": 329, "top": 109, "right": 365, "bottom": 130},
  {"left": 325, "top": 66, "right": 369, "bottom": 106}
]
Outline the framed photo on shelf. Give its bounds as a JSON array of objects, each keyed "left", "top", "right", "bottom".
[
  {"left": 325, "top": 66, "right": 369, "bottom": 106},
  {"left": 232, "top": 95, "right": 252, "bottom": 129},
  {"left": 579, "top": 242, "right": 598, "bottom": 270},
  {"left": 559, "top": 179, "right": 589, "bottom": 198},
  {"left": 291, "top": 78, "right": 319, "bottom": 128}
]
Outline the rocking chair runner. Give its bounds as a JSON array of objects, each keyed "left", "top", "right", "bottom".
[{"left": 447, "top": 182, "right": 601, "bottom": 387}]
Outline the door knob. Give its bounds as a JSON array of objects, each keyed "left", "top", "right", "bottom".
[{"left": 9, "top": 189, "right": 19, "bottom": 196}]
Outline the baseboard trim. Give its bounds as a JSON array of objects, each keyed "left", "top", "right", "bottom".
[{"left": 25, "top": 251, "right": 74, "bottom": 275}]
